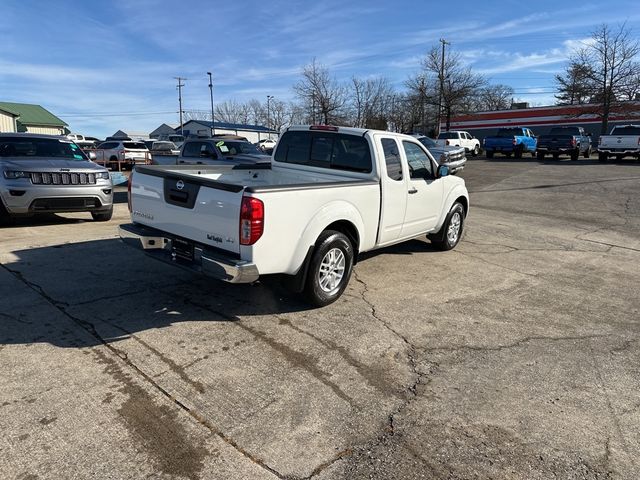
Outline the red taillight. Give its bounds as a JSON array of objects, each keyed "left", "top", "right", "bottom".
[
  {"left": 512, "top": 138, "right": 517, "bottom": 145},
  {"left": 240, "top": 196, "right": 264, "bottom": 245},
  {"left": 570, "top": 138, "right": 577, "bottom": 147},
  {"left": 127, "top": 172, "right": 132, "bottom": 212}
]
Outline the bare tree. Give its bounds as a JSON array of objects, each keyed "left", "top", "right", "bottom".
[
  {"left": 215, "top": 100, "right": 245, "bottom": 123},
  {"left": 422, "top": 45, "right": 486, "bottom": 131},
  {"left": 572, "top": 23, "right": 640, "bottom": 134},
  {"left": 350, "top": 76, "right": 393, "bottom": 128},
  {"left": 555, "top": 63, "right": 596, "bottom": 105},
  {"left": 477, "top": 84, "right": 514, "bottom": 111},
  {"left": 294, "top": 59, "right": 347, "bottom": 124}
]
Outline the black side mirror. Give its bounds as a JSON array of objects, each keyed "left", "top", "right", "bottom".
[{"left": 438, "top": 165, "right": 450, "bottom": 178}]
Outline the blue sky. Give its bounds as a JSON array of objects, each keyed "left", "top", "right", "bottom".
[{"left": 2, "top": 0, "right": 639, "bottom": 137}]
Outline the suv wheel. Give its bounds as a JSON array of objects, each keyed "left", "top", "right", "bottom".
[{"left": 91, "top": 206, "right": 113, "bottom": 222}]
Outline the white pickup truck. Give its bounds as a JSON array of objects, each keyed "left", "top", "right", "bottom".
[
  {"left": 436, "top": 131, "right": 481, "bottom": 156},
  {"left": 119, "top": 126, "right": 469, "bottom": 306},
  {"left": 598, "top": 125, "right": 640, "bottom": 161}
]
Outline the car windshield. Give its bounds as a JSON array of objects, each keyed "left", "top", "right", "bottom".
[
  {"left": 496, "top": 128, "right": 523, "bottom": 137},
  {"left": 216, "top": 140, "right": 262, "bottom": 155},
  {"left": 417, "top": 136, "right": 437, "bottom": 148},
  {"left": 437, "top": 132, "right": 457, "bottom": 139},
  {"left": 0, "top": 137, "right": 88, "bottom": 160}
]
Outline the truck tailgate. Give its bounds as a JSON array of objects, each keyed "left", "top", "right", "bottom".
[{"left": 130, "top": 169, "right": 243, "bottom": 255}]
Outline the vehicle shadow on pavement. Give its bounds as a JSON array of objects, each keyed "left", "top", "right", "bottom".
[
  {"left": 0, "top": 237, "right": 438, "bottom": 349},
  {"left": 0, "top": 213, "right": 91, "bottom": 228}
]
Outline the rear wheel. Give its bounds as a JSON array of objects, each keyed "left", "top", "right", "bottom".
[
  {"left": 598, "top": 152, "right": 608, "bottom": 162},
  {"left": 304, "top": 230, "right": 354, "bottom": 307},
  {"left": 486, "top": 151, "right": 494, "bottom": 159},
  {"left": 91, "top": 206, "right": 113, "bottom": 222},
  {"left": 553, "top": 153, "right": 559, "bottom": 160},
  {"left": 514, "top": 146, "right": 523, "bottom": 159},
  {"left": 583, "top": 146, "right": 592, "bottom": 159},
  {"left": 570, "top": 149, "right": 579, "bottom": 161},
  {"left": 537, "top": 152, "right": 545, "bottom": 160},
  {"left": 472, "top": 145, "right": 479, "bottom": 157},
  {"left": 109, "top": 156, "right": 119, "bottom": 171},
  {"left": 429, "top": 202, "right": 465, "bottom": 251}
]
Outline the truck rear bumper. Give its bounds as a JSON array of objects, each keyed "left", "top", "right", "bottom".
[{"left": 119, "top": 223, "right": 259, "bottom": 284}]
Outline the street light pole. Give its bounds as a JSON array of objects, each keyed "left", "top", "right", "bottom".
[
  {"left": 266, "top": 95, "right": 274, "bottom": 138},
  {"left": 207, "top": 72, "right": 215, "bottom": 136}
]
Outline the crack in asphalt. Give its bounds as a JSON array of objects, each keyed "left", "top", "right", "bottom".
[
  {"left": 303, "top": 269, "right": 434, "bottom": 479},
  {"left": 0, "top": 263, "right": 285, "bottom": 480},
  {"left": 421, "top": 334, "right": 611, "bottom": 354}
]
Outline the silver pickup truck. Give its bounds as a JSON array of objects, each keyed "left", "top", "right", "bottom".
[
  {"left": 598, "top": 125, "right": 640, "bottom": 161},
  {"left": 0, "top": 133, "right": 113, "bottom": 222}
]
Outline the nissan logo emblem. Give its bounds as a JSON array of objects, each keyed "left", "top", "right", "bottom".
[{"left": 176, "top": 180, "right": 185, "bottom": 190}]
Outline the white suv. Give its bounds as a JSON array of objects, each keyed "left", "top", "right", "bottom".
[
  {"left": 436, "top": 131, "right": 481, "bottom": 156},
  {"left": 96, "top": 140, "right": 150, "bottom": 170}
]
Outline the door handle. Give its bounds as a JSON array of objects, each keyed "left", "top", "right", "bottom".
[{"left": 408, "top": 187, "right": 418, "bottom": 194}]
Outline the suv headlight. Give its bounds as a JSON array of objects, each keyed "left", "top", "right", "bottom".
[
  {"left": 95, "top": 171, "right": 110, "bottom": 180},
  {"left": 3, "top": 170, "right": 28, "bottom": 179}
]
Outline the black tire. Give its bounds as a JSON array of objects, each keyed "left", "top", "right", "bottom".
[
  {"left": 514, "top": 146, "right": 523, "bottom": 159},
  {"left": 304, "top": 230, "right": 354, "bottom": 307},
  {"left": 0, "top": 201, "right": 14, "bottom": 226},
  {"left": 537, "top": 152, "right": 545, "bottom": 160},
  {"left": 505, "top": 152, "right": 512, "bottom": 158},
  {"left": 109, "top": 156, "right": 119, "bottom": 171},
  {"left": 531, "top": 150, "right": 537, "bottom": 158},
  {"left": 598, "top": 152, "right": 607, "bottom": 162},
  {"left": 472, "top": 145, "right": 479, "bottom": 157},
  {"left": 570, "top": 149, "right": 579, "bottom": 161},
  {"left": 583, "top": 146, "right": 591, "bottom": 159},
  {"left": 486, "top": 151, "right": 494, "bottom": 159},
  {"left": 91, "top": 206, "right": 113, "bottom": 222},
  {"left": 553, "top": 153, "right": 559, "bottom": 160},
  {"left": 429, "top": 202, "right": 465, "bottom": 251}
]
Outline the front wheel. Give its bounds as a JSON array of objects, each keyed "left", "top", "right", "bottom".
[
  {"left": 584, "top": 146, "right": 592, "bottom": 158},
  {"left": 91, "top": 206, "right": 113, "bottom": 222},
  {"left": 472, "top": 145, "right": 479, "bottom": 157},
  {"left": 598, "top": 152, "right": 607, "bottom": 162},
  {"left": 537, "top": 152, "right": 545, "bottom": 160},
  {"left": 514, "top": 146, "right": 523, "bottom": 159},
  {"left": 429, "top": 202, "right": 465, "bottom": 251},
  {"left": 304, "top": 230, "right": 354, "bottom": 307}
]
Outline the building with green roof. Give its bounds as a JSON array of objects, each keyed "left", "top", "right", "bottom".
[{"left": 0, "top": 101, "right": 68, "bottom": 135}]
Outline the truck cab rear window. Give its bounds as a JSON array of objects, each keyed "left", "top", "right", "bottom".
[{"left": 275, "top": 131, "right": 372, "bottom": 173}]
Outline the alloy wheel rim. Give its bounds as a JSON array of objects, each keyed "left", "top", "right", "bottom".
[
  {"left": 318, "top": 248, "right": 346, "bottom": 294},
  {"left": 447, "top": 212, "right": 462, "bottom": 244}
]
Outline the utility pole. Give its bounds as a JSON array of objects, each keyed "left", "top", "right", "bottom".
[
  {"left": 175, "top": 77, "right": 186, "bottom": 136},
  {"left": 436, "top": 38, "right": 450, "bottom": 138},
  {"left": 266, "top": 95, "right": 273, "bottom": 138},
  {"left": 207, "top": 72, "right": 215, "bottom": 136}
]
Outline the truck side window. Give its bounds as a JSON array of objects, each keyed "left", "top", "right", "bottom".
[
  {"left": 381, "top": 138, "right": 402, "bottom": 181},
  {"left": 182, "top": 142, "right": 205, "bottom": 157},
  {"left": 402, "top": 142, "right": 433, "bottom": 179}
]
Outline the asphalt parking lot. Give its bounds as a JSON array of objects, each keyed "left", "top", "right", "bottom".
[{"left": 1, "top": 155, "right": 639, "bottom": 480}]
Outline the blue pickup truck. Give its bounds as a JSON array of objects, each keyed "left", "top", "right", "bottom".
[{"left": 483, "top": 127, "right": 537, "bottom": 159}]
